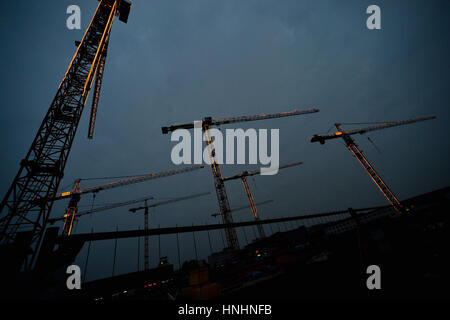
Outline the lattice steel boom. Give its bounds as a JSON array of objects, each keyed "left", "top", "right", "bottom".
[
  {"left": 203, "top": 124, "right": 240, "bottom": 249},
  {"left": 55, "top": 164, "right": 204, "bottom": 201},
  {"left": 311, "top": 115, "right": 436, "bottom": 144},
  {"left": 0, "top": 0, "right": 131, "bottom": 270},
  {"left": 241, "top": 176, "right": 266, "bottom": 238},
  {"left": 162, "top": 109, "right": 319, "bottom": 134}
]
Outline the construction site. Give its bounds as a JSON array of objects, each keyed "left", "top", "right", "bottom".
[{"left": 0, "top": 0, "right": 449, "bottom": 302}]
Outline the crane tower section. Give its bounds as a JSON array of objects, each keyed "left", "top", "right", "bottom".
[{"left": 0, "top": 0, "right": 131, "bottom": 269}]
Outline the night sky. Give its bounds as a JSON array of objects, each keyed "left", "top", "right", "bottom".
[{"left": 0, "top": 0, "right": 449, "bottom": 281}]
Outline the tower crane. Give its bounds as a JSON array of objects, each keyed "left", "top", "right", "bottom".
[
  {"left": 0, "top": 0, "right": 132, "bottom": 270},
  {"left": 129, "top": 192, "right": 210, "bottom": 270},
  {"left": 56, "top": 164, "right": 204, "bottom": 237},
  {"left": 311, "top": 115, "right": 436, "bottom": 213},
  {"left": 223, "top": 161, "right": 302, "bottom": 239},
  {"left": 162, "top": 108, "right": 319, "bottom": 250}
]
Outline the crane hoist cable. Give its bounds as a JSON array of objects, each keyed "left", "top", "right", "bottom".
[{"left": 367, "top": 136, "right": 382, "bottom": 154}]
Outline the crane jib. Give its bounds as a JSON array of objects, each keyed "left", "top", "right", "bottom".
[
  {"left": 162, "top": 108, "right": 320, "bottom": 134},
  {"left": 311, "top": 115, "right": 436, "bottom": 144}
]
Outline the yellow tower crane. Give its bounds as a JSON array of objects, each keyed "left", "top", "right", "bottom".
[
  {"left": 223, "top": 162, "right": 302, "bottom": 239},
  {"left": 311, "top": 115, "right": 436, "bottom": 213}
]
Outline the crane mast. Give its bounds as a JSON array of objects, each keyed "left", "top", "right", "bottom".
[
  {"left": 0, "top": 0, "right": 131, "bottom": 270},
  {"left": 335, "top": 123, "right": 403, "bottom": 213},
  {"left": 241, "top": 176, "right": 266, "bottom": 238},
  {"left": 203, "top": 122, "right": 239, "bottom": 250}
]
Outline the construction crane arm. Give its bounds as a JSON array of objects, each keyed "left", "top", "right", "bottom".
[
  {"left": 162, "top": 108, "right": 319, "bottom": 134},
  {"left": 211, "top": 109, "right": 319, "bottom": 126},
  {"left": 52, "top": 164, "right": 204, "bottom": 201},
  {"left": 223, "top": 161, "right": 303, "bottom": 181},
  {"left": 311, "top": 115, "right": 436, "bottom": 144}
]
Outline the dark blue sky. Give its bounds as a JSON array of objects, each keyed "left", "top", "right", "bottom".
[{"left": 0, "top": 0, "right": 449, "bottom": 281}]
